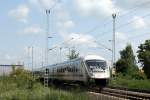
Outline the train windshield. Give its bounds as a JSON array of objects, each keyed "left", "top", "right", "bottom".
[{"left": 86, "top": 60, "right": 107, "bottom": 71}]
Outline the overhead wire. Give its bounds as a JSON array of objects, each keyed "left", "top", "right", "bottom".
[
  {"left": 94, "top": 40, "right": 112, "bottom": 52},
  {"left": 38, "top": 0, "right": 59, "bottom": 10},
  {"left": 95, "top": 10, "right": 150, "bottom": 42},
  {"left": 117, "top": 1, "right": 150, "bottom": 17},
  {"left": 84, "top": 1, "right": 150, "bottom": 36},
  {"left": 116, "top": 12, "right": 150, "bottom": 30},
  {"left": 33, "top": 1, "right": 150, "bottom": 59},
  {"left": 48, "top": 38, "right": 74, "bottom": 51},
  {"left": 37, "top": 0, "right": 150, "bottom": 51},
  {"left": 81, "top": 1, "right": 150, "bottom": 45},
  {"left": 117, "top": 32, "right": 150, "bottom": 44}
]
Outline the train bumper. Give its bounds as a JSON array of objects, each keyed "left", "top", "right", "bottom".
[{"left": 90, "top": 72, "right": 110, "bottom": 79}]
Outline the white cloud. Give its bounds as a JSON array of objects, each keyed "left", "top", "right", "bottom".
[
  {"left": 74, "top": 0, "right": 118, "bottom": 17},
  {"left": 30, "top": 0, "right": 75, "bottom": 30},
  {"left": 21, "top": 25, "right": 43, "bottom": 35},
  {"left": 56, "top": 8, "right": 70, "bottom": 20},
  {"left": 116, "top": 32, "right": 132, "bottom": 50},
  {"left": 29, "top": 0, "right": 60, "bottom": 9},
  {"left": 74, "top": 0, "right": 150, "bottom": 18},
  {"left": 115, "top": 0, "right": 150, "bottom": 9},
  {"left": 60, "top": 32, "right": 97, "bottom": 48},
  {"left": 8, "top": 5, "right": 29, "bottom": 23},
  {"left": 116, "top": 32, "right": 127, "bottom": 41},
  {"left": 63, "top": 20, "right": 75, "bottom": 28},
  {"left": 132, "top": 16, "right": 146, "bottom": 29},
  {"left": 57, "top": 20, "right": 75, "bottom": 29},
  {"left": 63, "top": 20, "right": 75, "bottom": 29},
  {"left": 54, "top": 6, "right": 75, "bottom": 30}
]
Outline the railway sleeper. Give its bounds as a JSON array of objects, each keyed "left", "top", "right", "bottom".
[
  {"left": 102, "top": 88, "right": 150, "bottom": 99},
  {"left": 101, "top": 91, "right": 145, "bottom": 100}
]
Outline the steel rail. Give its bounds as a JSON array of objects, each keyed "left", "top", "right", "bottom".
[{"left": 89, "top": 87, "right": 150, "bottom": 100}]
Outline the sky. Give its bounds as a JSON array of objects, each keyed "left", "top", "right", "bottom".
[{"left": 0, "top": 0, "right": 150, "bottom": 69}]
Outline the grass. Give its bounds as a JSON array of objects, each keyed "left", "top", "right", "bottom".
[
  {"left": 0, "top": 68, "right": 89, "bottom": 100},
  {"left": 0, "top": 76, "right": 88, "bottom": 100},
  {"left": 3, "top": 66, "right": 150, "bottom": 100},
  {"left": 109, "top": 76, "right": 150, "bottom": 90}
]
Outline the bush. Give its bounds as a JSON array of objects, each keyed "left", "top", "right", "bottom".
[
  {"left": 0, "top": 67, "right": 88, "bottom": 100},
  {"left": 10, "top": 67, "right": 35, "bottom": 89},
  {"left": 130, "top": 71, "right": 147, "bottom": 80},
  {"left": 109, "top": 75, "right": 150, "bottom": 90}
]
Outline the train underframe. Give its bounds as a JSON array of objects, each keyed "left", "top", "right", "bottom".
[
  {"left": 39, "top": 77, "right": 108, "bottom": 87},
  {"left": 94, "top": 79, "right": 108, "bottom": 86}
]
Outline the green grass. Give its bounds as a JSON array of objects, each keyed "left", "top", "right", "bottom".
[
  {"left": 0, "top": 76, "right": 88, "bottom": 100},
  {"left": 109, "top": 77, "right": 150, "bottom": 90},
  {"left": 0, "top": 67, "right": 88, "bottom": 100}
]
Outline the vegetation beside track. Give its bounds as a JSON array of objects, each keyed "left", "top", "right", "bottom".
[
  {"left": 0, "top": 67, "right": 88, "bottom": 100},
  {"left": 111, "top": 42, "right": 150, "bottom": 90},
  {"left": 109, "top": 75, "right": 150, "bottom": 90}
]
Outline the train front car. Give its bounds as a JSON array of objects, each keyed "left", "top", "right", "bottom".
[{"left": 84, "top": 55, "right": 110, "bottom": 86}]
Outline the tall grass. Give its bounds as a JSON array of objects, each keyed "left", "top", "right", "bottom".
[
  {"left": 0, "top": 68, "right": 88, "bottom": 100},
  {"left": 109, "top": 75, "right": 150, "bottom": 90},
  {"left": 0, "top": 77, "right": 88, "bottom": 100}
]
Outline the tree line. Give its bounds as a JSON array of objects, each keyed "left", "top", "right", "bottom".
[{"left": 116, "top": 39, "right": 150, "bottom": 79}]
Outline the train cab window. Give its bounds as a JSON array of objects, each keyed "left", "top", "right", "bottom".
[{"left": 86, "top": 60, "right": 107, "bottom": 71}]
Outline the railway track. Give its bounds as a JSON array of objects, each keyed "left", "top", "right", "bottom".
[
  {"left": 89, "top": 86, "right": 150, "bottom": 100},
  {"left": 44, "top": 81, "right": 150, "bottom": 100}
]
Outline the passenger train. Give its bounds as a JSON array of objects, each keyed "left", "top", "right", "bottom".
[{"left": 34, "top": 55, "right": 111, "bottom": 86}]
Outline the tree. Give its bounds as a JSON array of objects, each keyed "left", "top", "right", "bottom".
[
  {"left": 137, "top": 40, "right": 150, "bottom": 79},
  {"left": 67, "top": 49, "right": 79, "bottom": 60},
  {"left": 116, "top": 59, "right": 128, "bottom": 74},
  {"left": 116, "top": 44, "right": 137, "bottom": 75}
]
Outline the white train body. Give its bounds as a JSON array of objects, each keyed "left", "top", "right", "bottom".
[{"left": 36, "top": 55, "right": 111, "bottom": 85}]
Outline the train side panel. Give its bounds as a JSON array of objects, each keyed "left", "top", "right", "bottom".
[
  {"left": 48, "top": 58, "right": 89, "bottom": 83},
  {"left": 34, "top": 55, "right": 111, "bottom": 86}
]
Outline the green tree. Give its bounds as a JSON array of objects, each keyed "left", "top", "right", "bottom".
[
  {"left": 67, "top": 49, "right": 79, "bottom": 60},
  {"left": 137, "top": 40, "right": 150, "bottom": 79},
  {"left": 116, "top": 44, "right": 137, "bottom": 75}
]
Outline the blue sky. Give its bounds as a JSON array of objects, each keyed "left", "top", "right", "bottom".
[{"left": 1, "top": 0, "right": 150, "bottom": 69}]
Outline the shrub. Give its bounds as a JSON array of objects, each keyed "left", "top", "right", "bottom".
[
  {"left": 109, "top": 75, "right": 150, "bottom": 90},
  {"left": 0, "top": 68, "right": 88, "bottom": 100}
]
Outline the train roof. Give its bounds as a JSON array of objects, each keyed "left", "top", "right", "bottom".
[
  {"left": 84, "top": 55, "right": 105, "bottom": 61},
  {"left": 35, "top": 55, "right": 106, "bottom": 71},
  {"left": 47, "top": 55, "right": 105, "bottom": 66},
  {"left": 46, "top": 57, "right": 83, "bottom": 68}
]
